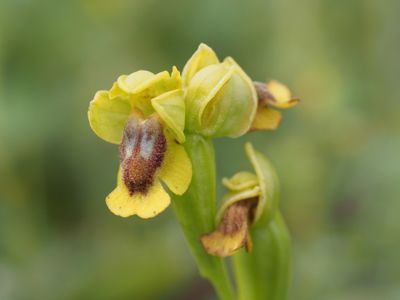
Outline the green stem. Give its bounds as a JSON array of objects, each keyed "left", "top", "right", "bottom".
[
  {"left": 172, "top": 134, "right": 234, "bottom": 300},
  {"left": 233, "top": 211, "right": 291, "bottom": 300}
]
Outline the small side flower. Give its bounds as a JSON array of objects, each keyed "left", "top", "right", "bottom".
[
  {"left": 201, "top": 143, "right": 279, "bottom": 256},
  {"left": 251, "top": 80, "right": 300, "bottom": 131}
]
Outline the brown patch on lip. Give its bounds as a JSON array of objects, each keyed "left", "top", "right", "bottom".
[
  {"left": 253, "top": 81, "right": 276, "bottom": 106},
  {"left": 220, "top": 199, "right": 257, "bottom": 235},
  {"left": 119, "top": 115, "right": 167, "bottom": 195}
]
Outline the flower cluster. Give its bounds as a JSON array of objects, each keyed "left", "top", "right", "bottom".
[{"left": 88, "top": 43, "right": 298, "bottom": 219}]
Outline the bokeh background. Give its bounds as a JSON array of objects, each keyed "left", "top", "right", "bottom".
[{"left": 1, "top": 0, "right": 399, "bottom": 299}]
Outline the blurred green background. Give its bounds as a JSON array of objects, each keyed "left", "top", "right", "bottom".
[{"left": 1, "top": 0, "right": 399, "bottom": 299}]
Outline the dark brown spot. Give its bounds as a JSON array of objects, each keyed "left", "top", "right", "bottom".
[
  {"left": 119, "top": 115, "right": 167, "bottom": 195},
  {"left": 253, "top": 81, "right": 276, "bottom": 106}
]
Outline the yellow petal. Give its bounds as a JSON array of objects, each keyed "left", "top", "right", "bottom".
[
  {"left": 182, "top": 43, "right": 220, "bottom": 84},
  {"left": 169, "top": 66, "right": 182, "bottom": 89},
  {"left": 222, "top": 171, "right": 259, "bottom": 191},
  {"left": 158, "top": 135, "right": 192, "bottom": 195},
  {"left": 266, "top": 80, "right": 299, "bottom": 109},
  {"left": 88, "top": 90, "right": 132, "bottom": 144},
  {"left": 251, "top": 106, "right": 282, "bottom": 131},
  {"left": 109, "top": 82, "right": 129, "bottom": 99},
  {"left": 106, "top": 169, "right": 170, "bottom": 218},
  {"left": 151, "top": 89, "right": 186, "bottom": 143},
  {"left": 117, "top": 70, "right": 156, "bottom": 94},
  {"left": 216, "top": 186, "right": 261, "bottom": 222},
  {"left": 125, "top": 70, "right": 182, "bottom": 116}
]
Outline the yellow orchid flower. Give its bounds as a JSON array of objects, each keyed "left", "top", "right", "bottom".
[
  {"left": 183, "top": 43, "right": 258, "bottom": 138},
  {"left": 251, "top": 80, "right": 300, "bottom": 131},
  {"left": 201, "top": 143, "right": 279, "bottom": 256},
  {"left": 88, "top": 67, "right": 192, "bottom": 218}
]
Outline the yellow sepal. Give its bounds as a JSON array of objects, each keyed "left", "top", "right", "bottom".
[
  {"left": 88, "top": 90, "right": 132, "bottom": 144},
  {"left": 182, "top": 43, "right": 219, "bottom": 84}
]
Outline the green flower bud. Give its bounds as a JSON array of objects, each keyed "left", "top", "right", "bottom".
[{"left": 183, "top": 44, "right": 257, "bottom": 138}]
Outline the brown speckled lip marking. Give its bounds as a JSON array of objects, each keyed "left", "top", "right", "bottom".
[
  {"left": 220, "top": 199, "right": 257, "bottom": 236},
  {"left": 253, "top": 81, "right": 275, "bottom": 106},
  {"left": 119, "top": 115, "right": 167, "bottom": 195}
]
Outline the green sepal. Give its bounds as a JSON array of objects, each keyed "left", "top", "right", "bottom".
[{"left": 244, "top": 142, "right": 280, "bottom": 224}]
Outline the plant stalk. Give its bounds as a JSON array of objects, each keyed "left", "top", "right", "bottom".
[{"left": 172, "top": 134, "right": 234, "bottom": 300}]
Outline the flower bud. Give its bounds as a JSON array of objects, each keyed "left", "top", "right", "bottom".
[{"left": 183, "top": 44, "right": 257, "bottom": 138}]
